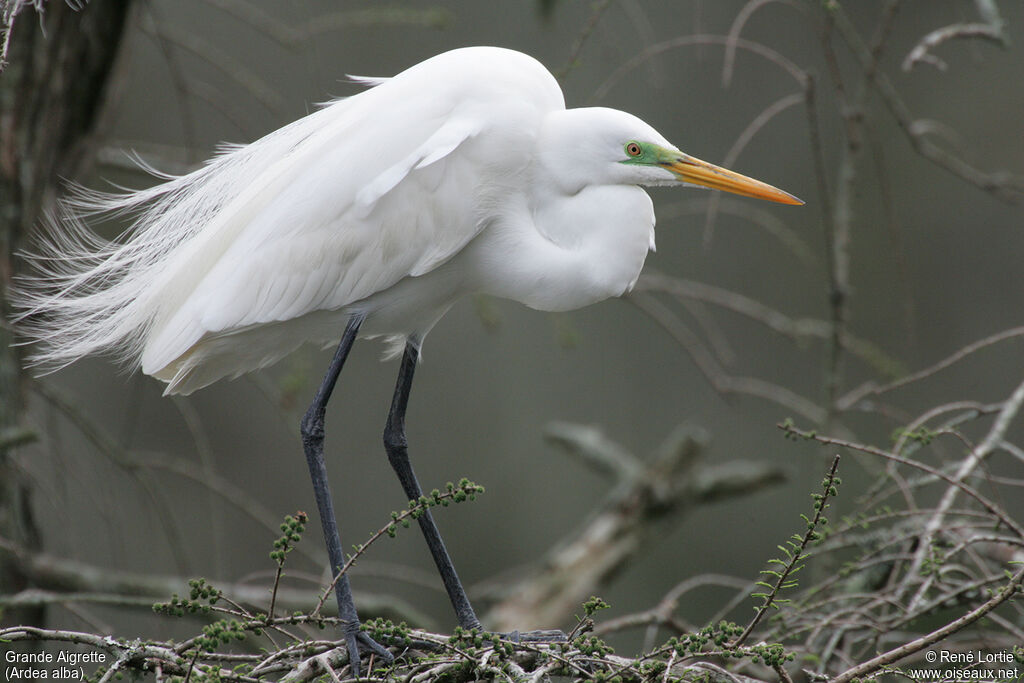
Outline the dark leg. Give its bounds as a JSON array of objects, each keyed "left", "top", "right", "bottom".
[
  {"left": 300, "top": 315, "right": 392, "bottom": 675},
  {"left": 383, "top": 343, "right": 483, "bottom": 630},
  {"left": 384, "top": 342, "right": 566, "bottom": 643}
]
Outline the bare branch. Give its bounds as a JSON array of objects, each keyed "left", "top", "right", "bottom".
[
  {"left": 778, "top": 420, "right": 1024, "bottom": 539},
  {"left": 832, "top": 5, "right": 1024, "bottom": 202},
  {"left": 485, "top": 425, "right": 784, "bottom": 631},
  {"left": 592, "top": 34, "right": 807, "bottom": 103},
  {"left": 722, "top": 0, "right": 805, "bottom": 87},
  {"left": 0, "top": 537, "right": 428, "bottom": 624},
  {"left": 904, "top": 375, "right": 1024, "bottom": 609},
  {"left": 903, "top": 0, "right": 1008, "bottom": 73},
  {"left": 839, "top": 327, "right": 1024, "bottom": 410},
  {"left": 630, "top": 292, "right": 828, "bottom": 423},
  {"left": 829, "top": 565, "right": 1024, "bottom": 683},
  {"left": 703, "top": 92, "right": 805, "bottom": 244},
  {"left": 198, "top": 1, "right": 451, "bottom": 47}
]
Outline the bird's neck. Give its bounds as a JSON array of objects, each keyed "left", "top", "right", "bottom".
[{"left": 463, "top": 183, "right": 655, "bottom": 313}]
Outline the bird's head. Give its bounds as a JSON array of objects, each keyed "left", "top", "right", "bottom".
[{"left": 538, "top": 107, "right": 802, "bottom": 205}]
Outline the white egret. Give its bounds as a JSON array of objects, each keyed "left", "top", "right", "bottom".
[{"left": 14, "top": 46, "right": 802, "bottom": 672}]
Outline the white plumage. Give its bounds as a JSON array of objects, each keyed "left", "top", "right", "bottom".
[
  {"left": 15, "top": 46, "right": 800, "bottom": 395},
  {"left": 13, "top": 47, "right": 804, "bottom": 671}
]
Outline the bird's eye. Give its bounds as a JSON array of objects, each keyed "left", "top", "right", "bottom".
[{"left": 625, "top": 142, "right": 642, "bottom": 157}]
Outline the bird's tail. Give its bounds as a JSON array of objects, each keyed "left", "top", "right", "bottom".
[
  {"left": 10, "top": 147, "right": 248, "bottom": 375},
  {"left": 11, "top": 96, "right": 354, "bottom": 381}
]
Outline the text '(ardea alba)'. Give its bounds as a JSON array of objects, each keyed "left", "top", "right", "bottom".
[{"left": 14, "top": 46, "right": 803, "bottom": 673}]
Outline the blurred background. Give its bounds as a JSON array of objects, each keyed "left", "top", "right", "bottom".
[{"left": 3, "top": 0, "right": 1023, "bottom": 654}]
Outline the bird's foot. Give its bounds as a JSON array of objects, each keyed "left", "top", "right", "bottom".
[{"left": 344, "top": 629, "right": 395, "bottom": 677}]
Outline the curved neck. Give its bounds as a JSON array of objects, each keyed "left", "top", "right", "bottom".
[{"left": 464, "top": 185, "right": 655, "bottom": 312}]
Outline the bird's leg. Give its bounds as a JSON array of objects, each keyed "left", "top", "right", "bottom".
[
  {"left": 383, "top": 343, "right": 484, "bottom": 631},
  {"left": 384, "top": 343, "right": 567, "bottom": 644},
  {"left": 300, "top": 314, "right": 393, "bottom": 675}
]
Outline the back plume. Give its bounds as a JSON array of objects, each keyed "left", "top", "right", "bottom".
[{"left": 13, "top": 47, "right": 565, "bottom": 394}]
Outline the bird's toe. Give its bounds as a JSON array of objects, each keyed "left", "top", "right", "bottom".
[{"left": 344, "top": 630, "right": 395, "bottom": 677}]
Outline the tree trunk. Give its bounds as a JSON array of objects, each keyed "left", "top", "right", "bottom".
[{"left": 0, "top": 0, "right": 133, "bottom": 627}]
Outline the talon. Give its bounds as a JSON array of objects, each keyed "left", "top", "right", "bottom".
[
  {"left": 359, "top": 631, "right": 395, "bottom": 662},
  {"left": 344, "top": 630, "right": 394, "bottom": 677}
]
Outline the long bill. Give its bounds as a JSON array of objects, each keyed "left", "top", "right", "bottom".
[{"left": 665, "top": 154, "right": 804, "bottom": 205}]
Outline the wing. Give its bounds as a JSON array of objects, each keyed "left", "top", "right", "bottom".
[{"left": 137, "top": 47, "right": 565, "bottom": 377}]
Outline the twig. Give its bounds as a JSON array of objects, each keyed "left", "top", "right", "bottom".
[
  {"left": 543, "top": 421, "right": 643, "bottom": 482},
  {"left": 312, "top": 481, "right": 483, "bottom": 617},
  {"left": 730, "top": 454, "right": 840, "bottom": 648},
  {"left": 703, "top": 92, "right": 805, "bottom": 245},
  {"left": 200, "top": 2, "right": 450, "bottom": 47},
  {"left": 594, "top": 574, "right": 750, "bottom": 639},
  {"left": 629, "top": 292, "right": 828, "bottom": 423},
  {"left": 838, "top": 327, "right": 1024, "bottom": 410},
  {"left": 31, "top": 378, "right": 327, "bottom": 566},
  {"left": 722, "top": 0, "right": 804, "bottom": 87},
  {"left": 904, "top": 376, "right": 1024, "bottom": 609},
  {"left": 592, "top": 34, "right": 806, "bottom": 103},
  {"left": 0, "top": 0, "right": 43, "bottom": 73},
  {"left": 829, "top": 565, "right": 1024, "bottom": 683},
  {"left": 903, "top": 0, "right": 1008, "bottom": 73},
  {"left": 821, "top": 0, "right": 903, "bottom": 414},
  {"left": 487, "top": 424, "right": 785, "bottom": 632},
  {"left": 0, "top": 425, "right": 36, "bottom": 449},
  {"left": 555, "top": 0, "right": 613, "bottom": 81},
  {"left": 778, "top": 420, "right": 1024, "bottom": 539},
  {"left": 138, "top": 17, "right": 289, "bottom": 117},
  {"left": 0, "top": 539, "right": 426, "bottom": 622},
  {"left": 773, "top": 662, "right": 795, "bottom": 683},
  {"left": 831, "top": 5, "right": 1024, "bottom": 202}
]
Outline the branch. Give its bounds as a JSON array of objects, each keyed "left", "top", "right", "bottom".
[
  {"left": 0, "top": 539, "right": 431, "bottom": 625},
  {"left": 484, "top": 424, "right": 785, "bottom": 631},
  {"left": 0, "top": 425, "right": 36, "bottom": 449},
  {"left": 30, "top": 379, "right": 327, "bottom": 567},
  {"left": 904, "top": 375, "right": 1024, "bottom": 609},
  {"left": 137, "top": 17, "right": 289, "bottom": 117},
  {"left": 722, "top": 0, "right": 806, "bottom": 87},
  {"left": 731, "top": 454, "right": 840, "bottom": 647},
  {"left": 0, "top": 0, "right": 42, "bottom": 73},
  {"left": 778, "top": 420, "right": 1024, "bottom": 539},
  {"left": 903, "top": 0, "right": 1008, "bottom": 72},
  {"left": 838, "top": 326, "right": 1024, "bottom": 410},
  {"left": 592, "top": 34, "right": 807, "bottom": 103},
  {"left": 198, "top": 2, "right": 451, "bottom": 48},
  {"left": 554, "top": 0, "right": 613, "bottom": 81},
  {"left": 1, "top": 622, "right": 783, "bottom": 683},
  {"left": 829, "top": 565, "right": 1024, "bottom": 683},
  {"left": 702, "top": 91, "right": 805, "bottom": 245},
  {"left": 630, "top": 291, "right": 828, "bottom": 423},
  {"left": 312, "top": 480, "right": 484, "bottom": 618},
  {"left": 635, "top": 273, "right": 905, "bottom": 380},
  {"left": 831, "top": 5, "right": 1024, "bottom": 202}
]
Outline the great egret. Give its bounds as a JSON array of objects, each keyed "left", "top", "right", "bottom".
[{"left": 14, "top": 46, "right": 802, "bottom": 672}]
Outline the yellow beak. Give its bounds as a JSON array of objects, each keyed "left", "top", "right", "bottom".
[{"left": 665, "top": 154, "right": 803, "bottom": 205}]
